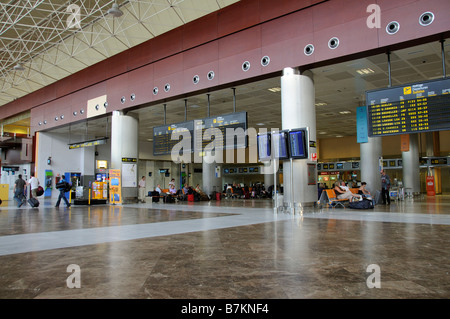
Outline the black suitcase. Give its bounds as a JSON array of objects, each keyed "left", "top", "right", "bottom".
[
  {"left": 28, "top": 197, "right": 40, "bottom": 208},
  {"left": 349, "top": 199, "right": 373, "bottom": 209},
  {"left": 164, "top": 196, "right": 175, "bottom": 203},
  {"left": 151, "top": 191, "right": 160, "bottom": 203}
]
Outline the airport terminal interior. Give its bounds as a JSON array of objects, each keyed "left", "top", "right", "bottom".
[{"left": 0, "top": 0, "right": 449, "bottom": 300}]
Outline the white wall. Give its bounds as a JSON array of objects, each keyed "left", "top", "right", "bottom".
[{"left": 37, "top": 132, "right": 95, "bottom": 199}]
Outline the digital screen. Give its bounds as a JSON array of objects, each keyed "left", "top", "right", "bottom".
[
  {"left": 288, "top": 129, "right": 308, "bottom": 159},
  {"left": 367, "top": 78, "right": 450, "bottom": 137},
  {"left": 194, "top": 111, "right": 248, "bottom": 151},
  {"left": 153, "top": 121, "right": 194, "bottom": 156},
  {"left": 257, "top": 133, "right": 271, "bottom": 161},
  {"left": 153, "top": 111, "right": 248, "bottom": 156},
  {"left": 431, "top": 157, "right": 448, "bottom": 165},
  {"left": 336, "top": 163, "right": 343, "bottom": 169},
  {"left": 272, "top": 131, "right": 289, "bottom": 159},
  {"left": 224, "top": 168, "right": 229, "bottom": 174},
  {"left": 389, "top": 160, "right": 396, "bottom": 167}
]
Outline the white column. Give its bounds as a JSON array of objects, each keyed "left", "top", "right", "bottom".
[
  {"left": 281, "top": 68, "right": 317, "bottom": 206},
  {"left": 402, "top": 134, "right": 420, "bottom": 195},
  {"left": 360, "top": 136, "right": 382, "bottom": 196},
  {"left": 202, "top": 151, "right": 222, "bottom": 197},
  {"left": 111, "top": 111, "right": 139, "bottom": 202}
]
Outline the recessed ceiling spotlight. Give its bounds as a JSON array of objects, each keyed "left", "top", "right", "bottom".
[
  {"left": 339, "top": 111, "right": 352, "bottom": 114},
  {"left": 268, "top": 87, "right": 281, "bottom": 92}
]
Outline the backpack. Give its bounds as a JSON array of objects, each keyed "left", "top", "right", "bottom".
[
  {"left": 349, "top": 199, "right": 374, "bottom": 209},
  {"left": 64, "top": 182, "right": 72, "bottom": 192}
]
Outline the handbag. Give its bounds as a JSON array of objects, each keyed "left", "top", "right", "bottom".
[{"left": 36, "top": 186, "right": 44, "bottom": 196}]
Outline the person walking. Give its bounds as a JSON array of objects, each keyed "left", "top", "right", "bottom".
[
  {"left": 13, "top": 174, "right": 27, "bottom": 207},
  {"left": 28, "top": 173, "right": 40, "bottom": 199},
  {"left": 55, "top": 176, "right": 71, "bottom": 208},
  {"left": 380, "top": 170, "right": 391, "bottom": 205}
]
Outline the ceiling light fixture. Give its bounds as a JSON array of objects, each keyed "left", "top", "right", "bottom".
[
  {"left": 107, "top": 3, "right": 123, "bottom": 17},
  {"left": 13, "top": 64, "right": 25, "bottom": 71},
  {"left": 356, "top": 68, "right": 375, "bottom": 75},
  {"left": 268, "top": 87, "right": 281, "bottom": 92}
]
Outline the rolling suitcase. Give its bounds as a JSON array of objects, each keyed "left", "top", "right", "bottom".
[
  {"left": 28, "top": 197, "right": 40, "bottom": 208},
  {"left": 151, "top": 191, "right": 160, "bottom": 203}
]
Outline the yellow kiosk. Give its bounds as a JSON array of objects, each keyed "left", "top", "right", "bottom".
[{"left": 92, "top": 181, "right": 107, "bottom": 200}]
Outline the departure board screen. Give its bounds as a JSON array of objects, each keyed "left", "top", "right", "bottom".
[
  {"left": 366, "top": 78, "right": 450, "bottom": 137},
  {"left": 194, "top": 111, "right": 248, "bottom": 151},
  {"left": 153, "top": 121, "right": 194, "bottom": 156},
  {"left": 288, "top": 129, "right": 308, "bottom": 159},
  {"left": 272, "top": 131, "right": 289, "bottom": 160},
  {"left": 257, "top": 133, "right": 271, "bottom": 161}
]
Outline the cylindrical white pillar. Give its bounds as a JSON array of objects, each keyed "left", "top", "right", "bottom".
[
  {"left": 202, "top": 151, "right": 222, "bottom": 197},
  {"left": 402, "top": 134, "right": 420, "bottom": 194},
  {"left": 111, "top": 111, "right": 139, "bottom": 202},
  {"left": 263, "top": 161, "right": 274, "bottom": 190},
  {"left": 281, "top": 68, "right": 317, "bottom": 206},
  {"left": 360, "top": 136, "right": 382, "bottom": 196}
]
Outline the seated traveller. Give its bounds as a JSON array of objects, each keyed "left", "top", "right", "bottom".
[
  {"left": 358, "top": 182, "right": 372, "bottom": 198},
  {"left": 169, "top": 184, "right": 177, "bottom": 195},
  {"left": 333, "top": 181, "right": 362, "bottom": 202}
]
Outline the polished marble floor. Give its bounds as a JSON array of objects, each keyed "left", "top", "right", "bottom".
[{"left": 0, "top": 195, "right": 449, "bottom": 299}]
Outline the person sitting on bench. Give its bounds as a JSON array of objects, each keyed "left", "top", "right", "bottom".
[{"left": 334, "top": 181, "right": 362, "bottom": 202}]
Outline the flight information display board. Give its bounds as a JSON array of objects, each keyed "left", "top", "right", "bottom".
[
  {"left": 288, "top": 129, "right": 308, "bottom": 159},
  {"left": 257, "top": 133, "right": 271, "bottom": 161},
  {"left": 272, "top": 131, "right": 289, "bottom": 159},
  {"left": 366, "top": 78, "right": 450, "bottom": 137},
  {"left": 194, "top": 111, "right": 248, "bottom": 151},
  {"left": 153, "top": 121, "right": 194, "bottom": 156}
]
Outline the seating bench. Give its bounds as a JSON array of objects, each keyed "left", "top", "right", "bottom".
[{"left": 324, "top": 188, "right": 360, "bottom": 208}]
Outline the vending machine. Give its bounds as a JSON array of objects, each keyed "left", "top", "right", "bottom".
[{"left": 92, "top": 181, "right": 108, "bottom": 200}]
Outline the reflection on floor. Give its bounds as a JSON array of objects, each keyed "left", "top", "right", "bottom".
[{"left": 0, "top": 195, "right": 449, "bottom": 299}]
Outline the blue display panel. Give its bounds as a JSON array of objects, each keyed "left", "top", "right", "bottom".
[
  {"left": 257, "top": 133, "right": 271, "bottom": 161},
  {"left": 272, "top": 131, "right": 289, "bottom": 160},
  {"left": 288, "top": 129, "right": 308, "bottom": 159}
]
